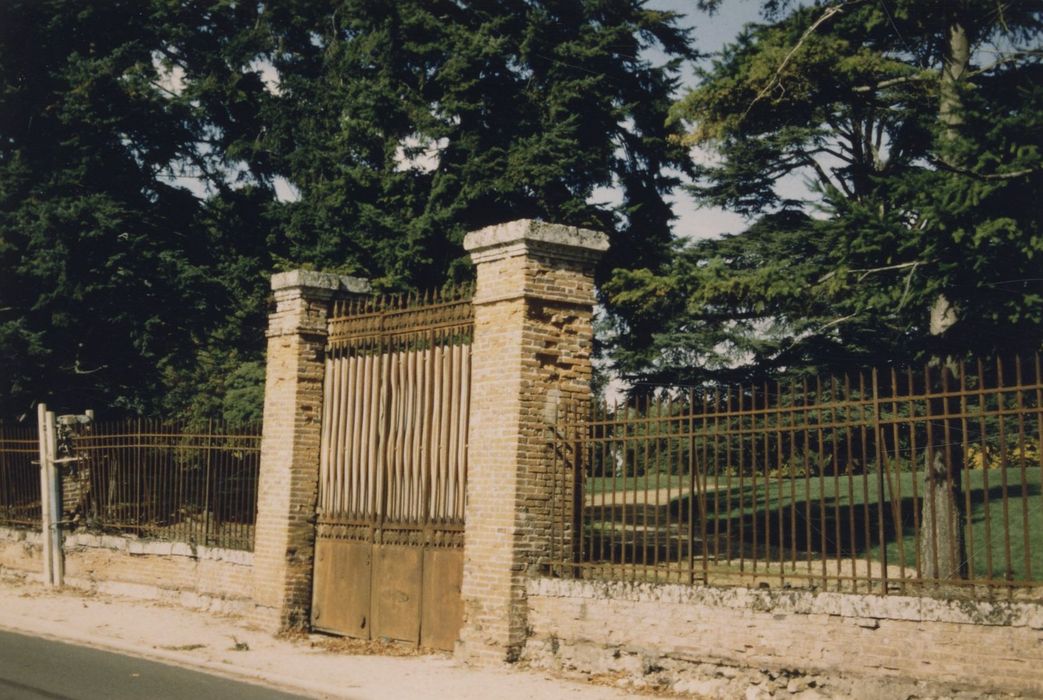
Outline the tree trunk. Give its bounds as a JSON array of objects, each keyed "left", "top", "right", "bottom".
[
  {"left": 938, "top": 15, "right": 970, "bottom": 151},
  {"left": 918, "top": 427, "right": 965, "bottom": 581},
  {"left": 917, "top": 11, "right": 972, "bottom": 582}
]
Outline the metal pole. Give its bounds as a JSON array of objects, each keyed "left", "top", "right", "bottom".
[
  {"left": 45, "top": 410, "right": 63, "bottom": 586},
  {"left": 36, "top": 404, "right": 53, "bottom": 586}
]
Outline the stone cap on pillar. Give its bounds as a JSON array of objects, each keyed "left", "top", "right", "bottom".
[
  {"left": 270, "top": 269, "right": 371, "bottom": 298},
  {"left": 463, "top": 219, "right": 609, "bottom": 266},
  {"left": 267, "top": 270, "right": 371, "bottom": 338}
]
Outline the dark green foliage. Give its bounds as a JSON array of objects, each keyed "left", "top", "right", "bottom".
[
  {"left": 607, "top": 0, "right": 1043, "bottom": 387},
  {"left": 0, "top": 1, "right": 693, "bottom": 419},
  {"left": 261, "top": 0, "right": 693, "bottom": 286},
  {"left": 0, "top": 1, "right": 219, "bottom": 416}
]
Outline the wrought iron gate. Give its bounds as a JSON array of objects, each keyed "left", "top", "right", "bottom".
[{"left": 311, "top": 289, "right": 472, "bottom": 650}]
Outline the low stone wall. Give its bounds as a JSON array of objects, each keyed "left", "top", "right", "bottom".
[
  {"left": 524, "top": 578, "right": 1043, "bottom": 698},
  {"left": 0, "top": 527, "right": 42, "bottom": 578},
  {"left": 0, "top": 527, "right": 253, "bottom": 615}
]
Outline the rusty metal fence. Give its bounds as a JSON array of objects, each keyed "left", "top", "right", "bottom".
[
  {"left": 319, "top": 287, "right": 473, "bottom": 543},
  {"left": 552, "top": 355, "right": 1043, "bottom": 599},
  {"left": 71, "top": 419, "right": 262, "bottom": 551},
  {"left": 0, "top": 422, "right": 41, "bottom": 529}
]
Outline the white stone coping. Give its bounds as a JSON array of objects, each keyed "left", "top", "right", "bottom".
[
  {"left": 0, "top": 526, "right": 251, "bottom": 566},
  {"left": 270, "top": 269, "right": 371, "bottom": 294},
  {"left": 528, "top": 577, "right": 1043, "bottom": 629},
  {"left": 464, "top": 219, "right": 609, "bottom": 264},
  {"left": 64, "top": 532, "right": 254, "bottom": 565}
]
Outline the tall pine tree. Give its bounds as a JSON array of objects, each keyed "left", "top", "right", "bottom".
[
  {"left": 0, "top": 0, "right": 694, "bottom": 419},
  {"left": 607, "top": 0, "right": 1043, "bottom": 386}
]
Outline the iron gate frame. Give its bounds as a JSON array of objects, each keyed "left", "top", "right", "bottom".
[{"left": 311, "top": 288, "right": 473, "bottom": 650}]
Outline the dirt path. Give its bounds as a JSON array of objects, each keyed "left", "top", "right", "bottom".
[
  {"left": 585, "top": 482, "right": 726, "bottom": 508},
  {"left": 0, "top": 575, "right": 635, "bottom": 700}
]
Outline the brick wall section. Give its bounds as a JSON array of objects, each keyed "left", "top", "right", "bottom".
[
  {"left": 525, "top": 577, "right": 1043, "bottom": 696},
  {"left": 251, "top": 270, "right": 368, "bottom": 631},
  {"left": 458, "top": 220, "right": 607, "bottom": 663},
  {"left": 0, "top": 527, "right": 252, "bottom": 614}
]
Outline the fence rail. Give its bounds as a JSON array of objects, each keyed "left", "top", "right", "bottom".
[
  {"left": 0, "top": 422, "right": 41, "bottom": 529},
  {"left": 552, "top": 355, "right": 1043, "bottom": 599},
  {"left": 71, "top": 419, "right": 261, "bottom": 551}
]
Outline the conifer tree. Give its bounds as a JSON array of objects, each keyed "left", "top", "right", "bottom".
[
  {"left": 607, "top": 0, "right": 1043, "bottom": 386},
  {"left": 0, "top": 0, "right": 694, "bottom": 419}
]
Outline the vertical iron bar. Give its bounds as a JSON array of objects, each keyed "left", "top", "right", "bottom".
[
  {"left": 204, "top": 419, "right": 213, "bottom": 546},
  {"left": 859, "top": 373, "right": 873, "bottom": 592},
  {"left": 997, "top": 358, "right": 1013, "bottom": 582},
  {"left": 816, "top": 376, "right": 827, "bottom": 589},
  {"left": 1015, "top": 356, "right": 1031, "bottom": 581},
  {"left": 889, "top": 368, "right": 907, "bottom": 591},
  {"left": 842, "top": 374, "right": 857, "bottom": 591},
  {"left": 687, "top": 389, "right": 696, "bottom": 585},
  {"left": 873, "top": 369, "right": 888, "bottom": 594},
  {"left": 978, "top": 358, "right": 993, "bottom": 582},
  {"left": 750, "top": 383, "right": 758, "bottom": 580},
  {"left": 802, "top": 379, "right": 812, "bottom": 578},
  {"left": 712, "top": 387, "right": 722, "bottom": 578},
  {"left": 959, "top": 362, "right": 975, "bottom": 584},
  {"left": 738, "top": 384, "right": 746, "bottom": 578}
]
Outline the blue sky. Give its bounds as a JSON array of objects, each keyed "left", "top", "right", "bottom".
[{"left": 646, "top": 0, "right": 768, "bottom": 241}]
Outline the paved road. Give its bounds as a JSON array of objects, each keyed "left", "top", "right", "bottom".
[{"left": 0, "top": 629, "right": 311, "bottom": 700}]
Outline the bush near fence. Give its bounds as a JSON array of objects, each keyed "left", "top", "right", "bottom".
[{"left": 553, "top": 355, "right": 1043, "bottom": 599}]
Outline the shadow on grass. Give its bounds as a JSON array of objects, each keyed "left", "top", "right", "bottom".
[{"left": 582, "top": 479, "right": 1041, "bottom": 579}]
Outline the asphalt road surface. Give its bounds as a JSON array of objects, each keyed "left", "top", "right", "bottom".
[{"left": 0, "top": 629, "right": 310, "bottom": 700}]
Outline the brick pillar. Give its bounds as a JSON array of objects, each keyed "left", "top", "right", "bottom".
[
  {"left": 457, "top": 219, "right": 608, "bottom": 662},
  {"left": 251, "top": 269, "right": 369, "bottom": 632}
]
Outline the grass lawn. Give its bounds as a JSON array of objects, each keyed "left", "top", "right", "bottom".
[{"left": 585, "top": 467, "right": 1043, "bottom": 583}]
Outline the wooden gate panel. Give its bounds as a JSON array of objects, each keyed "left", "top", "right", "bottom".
[
  {"left": 311, "top": 538, "right": 371, "bottom": 638},
  {"left": 421, "top": 548, "right": 464, "bottom": 651},
  {"left": 312, "top": 289, "right": 472, "bottom": 650},
  {"left": 372, "top": 545, "right": 422, "bottom": 644}
]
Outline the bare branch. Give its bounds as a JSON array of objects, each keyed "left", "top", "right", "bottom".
[
  {"left": 802, "top": 154, "right": 845, "bottom": 194},
  {"left": 832, "top": 165, "right": 855, "bottom": 199},
  {"left": 770, "top": 312, "right": 859, "bottom": 360},
  {"left": 824, "top": 115, "right": 856, "bottom": 142},
  {"left": 818, "top": 146, "right": 857, "bottom": 165},
  {"left": 740, "top": 1, "right": 866, "bottom": 122},
  {"left": 929, "top": 156, "right": 1041, "bottom": 181},
  {"left": 815, "top": 312, "right": 858, "bottom": 332},
  {"left": 852, "top": 72, "right": 934, "bottom": 93},
  {"left": 68, "top": 361, "right": 109, "bottom": 376},
  {"left": 818, "top": 260, "right": 925, "bottom": 285},
  {"left": 969, "top": 49, "right": 1043, "bottom": 77}
]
